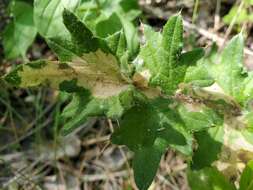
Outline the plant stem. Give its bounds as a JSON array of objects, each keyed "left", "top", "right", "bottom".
[{"left": 192, "top": 0, "right": 199, "bottom": 24}]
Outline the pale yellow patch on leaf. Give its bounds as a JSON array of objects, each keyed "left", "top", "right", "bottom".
[
  {"left": 195, "top": 83, "right": 239, "bottom": 106},
  {"left": 70, "top": 50, "right": 129, "bottom": 98},
  {"left": 213, "top": 116, "right": 253, "bottom": 180},
  {"left": 18, "top": 50, "right": 129, "bottom": 98}
]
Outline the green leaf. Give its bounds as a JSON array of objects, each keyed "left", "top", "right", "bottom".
[
  {"left": 184, "top": 61, "right": 215, "bottom": 87},
  {"left": 112, "top": 98, "right": 193, "bottom": 190},
  {"left": 184, "top": 34, "right": 253, "bottom": 107},
  {"left": 187, "top": 167, "right": 237, "bottom": 190},
  {"left": 133, "top": 139, "right": 166, "bottom": 190},
  {"left": 105, "top": 31, "right": 133, "bottom": 78},
  {"left": 3, "top": 1, "right": 37, "bottom": 59},
  {"left": 151, "top": 98, "right": 193, "bottom": 156},
  {"left": 46, "top": 35, "right": 78, "bottom": 62},
  {"left": 95, "top": 13, "right": 122, "bottom": 38},
  {"left": 119, "top": 0, "right": 140, "bottom": 13},
  {"left": 209, "top": 34, "right": 245, "bottom": 103},
  {"left": 133, "top": 15, "right": 196, "bottom": 95},
  {"left": 245, "top": 112, "right": 253, "bottom": 129},
  {"left": 62, "top": 9, "right": 102, "bottom": 53},
  {"left": 34, "top": 0, "right": 79, "bottom": 38},
  {"left": 178, "top": 105, "right": 223, "bottom": 132},
  {"left": 218, "top": 35, "right": 249, "bottom": 101},
  {"left": 239, "top": 160, "right": 253, "bottom": 190},
  {"left": 61, "top": 90, "right": 91, "bottom": 118},
  {"left": 243, "top": 73, "right": 253, "bottom": 107},
  {"left": 117, "top": 11, "right": 139, "bottom": 58},
  {"left": 105, "top": 30, "right": 127, "bottom": 59},
  {"left": 61, "top": 87, "right": 141, "bottom": 135},
  {"left": 180, "top": 48, "right": 205, "bottom": 66},
  {"left": 111, "top": 104, "right": 159, "bottom": 151},
  {"left": 184, "top": 44, "right": 217, "bottom": 87},
  {"left": 75, "top": 0, "right": 140, "bottom": 58},
  {"left": 191, "top": 126, "right": 224, "bottom": 169}
]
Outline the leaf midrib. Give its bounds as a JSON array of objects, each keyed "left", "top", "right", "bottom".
[{"left": 168, "top": 17, "right": 180, "bottom": 83}]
